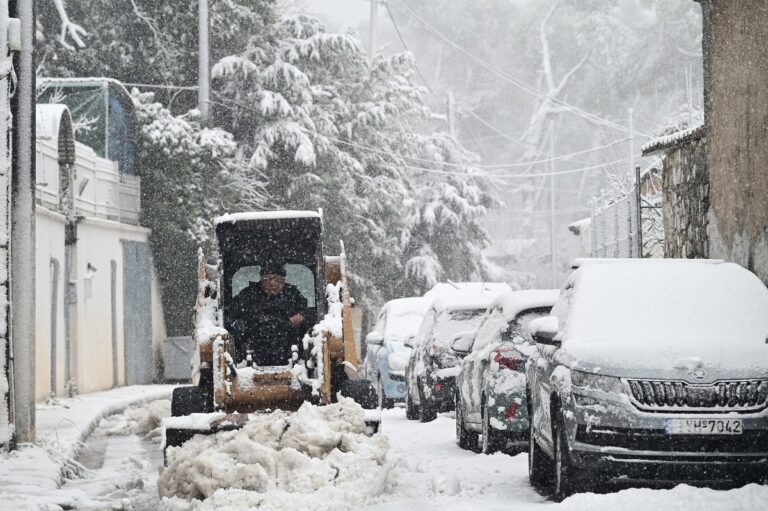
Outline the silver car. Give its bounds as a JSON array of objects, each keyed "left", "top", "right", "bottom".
[{"left": 526, "top": 259, "right": 768, "bottom": 500}]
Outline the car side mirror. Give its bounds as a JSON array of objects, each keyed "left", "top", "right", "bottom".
[
  {"left": 403, "top": 335, "right": 416, "bottom": 349},
  {"left": 450, "top": 330, "right": 474, "bottom": 356},
  {"left": 365, "top": 331, "right": 384, "bottom": 346},
  {"left": 529, "top": 316, "right": 561, "bottom": 347}
]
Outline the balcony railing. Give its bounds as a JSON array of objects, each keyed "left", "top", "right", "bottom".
[{"left": 35, "top": 137, "right": 141, "bottom": 226}]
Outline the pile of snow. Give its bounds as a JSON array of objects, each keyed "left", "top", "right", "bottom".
[{"left": 158, "top": 398, "right": 391, "bottom": 510}]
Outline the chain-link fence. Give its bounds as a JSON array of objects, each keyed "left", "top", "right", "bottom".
[
  {"left": 590, "top": 188, "right": 641, "bottom": 258},
  {"left": 590, "top": 167, "right": 664, "bottom": 258}
]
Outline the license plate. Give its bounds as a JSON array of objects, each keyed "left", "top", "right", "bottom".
[{"left": 665, "top": 418, "right": 743, "bottom": 435}]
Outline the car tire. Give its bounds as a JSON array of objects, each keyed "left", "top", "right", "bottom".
[
  {"left": 553, "top": 410, "right": 577, "bottom": 501},
  {"left": 456, "top": 392, "right": 479, "bottom": 451},
  {"left": 405, "top": 384, "right": 419, "bottom": 420},
  {"left": 481, "top": 399, "right": 505, "bottom": 454},
  {"left": 527, "top": 392, "right": 553, "bottom": 490},
  {"left": 338, "top": 379, "right": 378, "bottom": 410},
  {"left": 418, "top": 381, "right": 437, "bottom": 423}
]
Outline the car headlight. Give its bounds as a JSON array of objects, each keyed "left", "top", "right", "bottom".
[{"left": 570, "top": 370, "right": 624, "bottom": 394}]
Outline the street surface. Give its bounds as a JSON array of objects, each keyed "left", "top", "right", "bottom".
[{"left": 39, "top": 401, "right": 768, "bottom": 511}]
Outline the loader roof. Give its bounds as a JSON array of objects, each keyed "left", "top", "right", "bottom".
[{"left": 214, "top": 210, "right": 322, "bottom": 225}]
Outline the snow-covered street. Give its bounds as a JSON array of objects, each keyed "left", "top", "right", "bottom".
[{"left": 7, "top": 394, "right": 768, "bottom": 511}]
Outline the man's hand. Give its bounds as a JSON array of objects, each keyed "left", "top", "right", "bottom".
[{"left": 289, "top": 313, "right": 305, "bottom": 327}]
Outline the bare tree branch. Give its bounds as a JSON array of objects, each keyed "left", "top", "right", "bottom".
[{"left": 52, "top": 0, "right": 87, "bottom": 50}]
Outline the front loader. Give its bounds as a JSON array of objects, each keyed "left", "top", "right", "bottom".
[{"left": 163, "top": 211, "right": 379, "bottom": 458}]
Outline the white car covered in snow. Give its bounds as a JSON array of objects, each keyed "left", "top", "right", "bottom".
[
  {"left": 363, "top": 297, "right": 430, "bottom": 407},
  {"left": 526, "top": 259, "right": 768, "bottom": 500}
]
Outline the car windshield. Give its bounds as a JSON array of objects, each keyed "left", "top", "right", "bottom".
[
  {"left": 434, "top": 308, "right": 485, "bottom": 346},
  {"left": 385, "top": 312, "right": 425, "bottom": 342}
]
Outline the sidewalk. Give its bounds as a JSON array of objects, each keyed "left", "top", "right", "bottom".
[{"left": 0, "top": 384, "right": 175, "bottom": 511}]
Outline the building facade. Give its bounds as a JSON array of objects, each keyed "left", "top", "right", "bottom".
[{"left": 34, "top": 102, "right": 166, "bottom": 400}]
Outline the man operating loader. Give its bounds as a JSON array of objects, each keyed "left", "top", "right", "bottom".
[{"left": 228, "top": 261, "right": 314, "bottom": 366}]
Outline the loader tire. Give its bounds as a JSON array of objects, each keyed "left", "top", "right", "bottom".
[
  {"left": 171, "top": 386, "right": 210, "bottom": 417},
  {"left": 339, "top": 379, "right": 378, "bottom": 410}
]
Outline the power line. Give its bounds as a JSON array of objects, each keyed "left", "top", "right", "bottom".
[
  {"left": 123, "top": 82, "right": 199, "bottom": 91},
  {"left": 383, "top": 4, "right": 632, "bottom": 166},
  {"left": 320, "top": 132, "right": 629, "bottom": 178},
  {"left": 388, "top": 1, "right": 651, "bottom": 138}
]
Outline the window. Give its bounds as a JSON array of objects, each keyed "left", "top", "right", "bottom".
[
  {"left": 473, "top": 307, "right": 506, "bottom": 351},
  {"left": 508, "top": 307, "right": 553, "bottom": 343},
  {"left": 231, "top": 264, "right": 316, "bottom": 306}
]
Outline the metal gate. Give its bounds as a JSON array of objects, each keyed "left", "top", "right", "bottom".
[{"left": 122, "top": 241, "right": 153, "bottom": 385}]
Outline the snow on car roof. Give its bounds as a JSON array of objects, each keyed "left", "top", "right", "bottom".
[
  {"left": 384, "top": 296, "right": 430, "bottom": 317},
  {"left": 214, "top": 210, "right": 322, "bottom": 225},
  {"left": 491, "top": 289, "right": 560, "bottom": 321},
  {"left": 431, "top": 294, "right": 496, "bottom": 313},
  {"left": 564, "top": 260, "right": 768, "bottom": 365},
  {"left": 569, "top": 257, "right": 724, "bottom": 270},
  {"left": 383, "top": 297, "right": 430, "bottom": 340},
  {"left": 423, "top": 281, "right": 512, "bottom": 301}
]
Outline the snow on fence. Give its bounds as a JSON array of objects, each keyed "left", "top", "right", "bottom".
[
  {"left": 590, "top": 184, "right": 642, "bottom": 258},
  {"left": 35, "top": 137, "right": 141, "bottom": 225}
]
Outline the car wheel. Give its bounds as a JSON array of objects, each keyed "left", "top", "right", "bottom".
[
  {"left": 405, "top": 384, "right": 418, "bottom": 420},
  {"left": 456, "top": 392, "right": 479, "bottom": 451},
  {"left": 481, "top": 399, "right": 505, "bottom": 454},
  {"left": 553, "top": 411, "right": 577, "bottom": 501},
  {"left": 527, "top": 403, "right": 553, "bottom": 490},
  {"left": 418, "top": 381, "right": 437, "bottom": 423}
]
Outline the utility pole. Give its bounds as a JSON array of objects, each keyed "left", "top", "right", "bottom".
[
  {"left": 628, "top": 108, "right": 635, "bottom": 179},
  {"left": 368, "top": 0, "right": 378, "bottom": 60},
  {"left": 10, "top": 0, "right": 37, "bottom": 444},
  {"left": 447, "top": 91, "right": 456, "bottom": 139},
  {"left": 549, "top": 122, "right": 557, "bottom": 288},
  {"left": 198, "top": 0, "right": 209, "bottom": 125}
]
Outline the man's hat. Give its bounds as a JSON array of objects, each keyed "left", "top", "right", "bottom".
[{"left": 260, "top": 261, "right": 286, "bottom": 277}]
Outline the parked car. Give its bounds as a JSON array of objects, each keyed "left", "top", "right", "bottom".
[
  {"left": 363, "top": 297, "right": 430, "bottom": 407},
  {"left": 405, "top": 296, "right": 493, "bottom": 422},
  {"left": 526, "top": 259, "right": 768, "bottom": 500},
  {"left": 453, "top": 289, "right": 559, "bottom": 454}
]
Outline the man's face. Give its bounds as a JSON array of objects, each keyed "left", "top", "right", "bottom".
[{"left": 260, "top": 273, "right": 285, "bottom": 295}]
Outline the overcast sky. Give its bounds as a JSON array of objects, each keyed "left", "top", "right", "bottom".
[{"left": 310, "top": 0, "right": 371, "bottom": 32}]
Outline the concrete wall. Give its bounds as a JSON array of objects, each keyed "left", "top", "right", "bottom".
[
  {"left": 34, "top": 209, "right": 167, "bottom": 400},
  {"left": 661, "top": 137, "right": 709, "bottom": 259},
  {"left": 696, "top": 0, "right": 768, "bottom": 283}
]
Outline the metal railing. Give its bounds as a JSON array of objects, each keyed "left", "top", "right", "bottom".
[{"left": 35, "top": 137, "right": 141, "bottom": 225}]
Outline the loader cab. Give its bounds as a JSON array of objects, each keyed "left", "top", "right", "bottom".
[{"left": 215, "top": 211, "right": 325, "bottom": 364}]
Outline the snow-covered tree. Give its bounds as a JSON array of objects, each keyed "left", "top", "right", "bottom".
[
  {"left": 132, "top": 90, "right": 252, "bottom": 334},
  {"left": 213, "top": 15, "right": 492, "bottom": 304}
]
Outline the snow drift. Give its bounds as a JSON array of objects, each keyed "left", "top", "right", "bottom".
[{"left": 158, "top": 398, "right": 391, "bottom": 510}]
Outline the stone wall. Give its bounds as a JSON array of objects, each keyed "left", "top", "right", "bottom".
[
  {"left": 695, "top": 0, "right": 768, "bottom": 285},
  {"left": 661, "top": 137, "right": 709, "bottom": 259}
]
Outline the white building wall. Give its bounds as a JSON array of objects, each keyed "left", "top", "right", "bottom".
[{"left": 34, "top": 106, "right": 167, "bottom": 399}]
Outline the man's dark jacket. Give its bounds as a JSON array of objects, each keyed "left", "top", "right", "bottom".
[{"left": 228, "top": 282, "right": 314, "bottom": 365}]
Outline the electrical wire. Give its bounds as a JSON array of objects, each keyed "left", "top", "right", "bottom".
[{"left": 387, "top": 0, "right": 651, "bottom": 138}]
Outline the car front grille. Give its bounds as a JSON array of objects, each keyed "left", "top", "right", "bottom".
[{"left": 627, "top": 379, "right": 768, "bottom": 413}]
